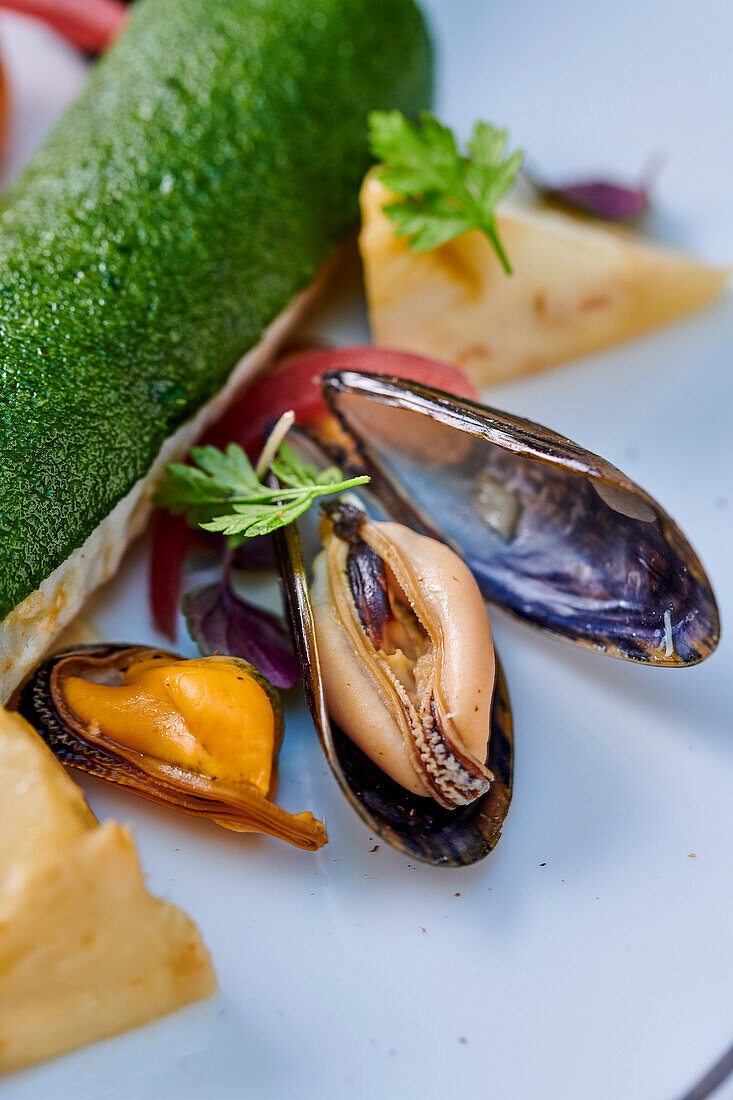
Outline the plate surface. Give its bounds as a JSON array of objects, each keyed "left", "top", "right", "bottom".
[{"left": 2, "top": 3, "right": 732, "bottom": 1098}]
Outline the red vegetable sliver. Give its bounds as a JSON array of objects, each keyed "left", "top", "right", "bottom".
[
  {"left": 0, "top": 0, "right": 127, "bottom": 54},
  {"left": 202, "top": 346, "right": 480, "bottom": 457},
  {"left": 149, "top": 510, "right": 193, "bottom": 642}
]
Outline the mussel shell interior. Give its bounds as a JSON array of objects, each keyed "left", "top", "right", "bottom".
[
  {"left": 275, "top": 522, "right": 513, "bottom": 867},
  {"left": 320, "top": 371, "right": 719, "bottom": 667}
]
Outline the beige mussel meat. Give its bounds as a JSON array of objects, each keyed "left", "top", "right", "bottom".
[{"left": 311, "top": 502, "right": 495, "bottom": 809}]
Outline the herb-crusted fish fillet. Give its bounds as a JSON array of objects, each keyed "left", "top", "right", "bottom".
[{"left": 0, "top": 0, "right": 432, "bottom": 697}]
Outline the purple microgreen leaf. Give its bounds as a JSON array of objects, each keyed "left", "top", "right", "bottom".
[
  {"left": 182, "top": 567, "right": 299, "bottom": 689},
  {"left": 529, "top": 158, "right": 662, "bottom": 224},
  {"left": 542, "top": 179, "right": 650, "bottom": 222}
]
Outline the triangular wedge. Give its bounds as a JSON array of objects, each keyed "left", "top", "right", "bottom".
[
  {"left": 0, "top": 707, "right": 216, "bottom": 1075},
  {"left": 360, "top": 174, "right": 728, "bottom": 387}
]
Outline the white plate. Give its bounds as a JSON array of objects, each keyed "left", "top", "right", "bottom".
[{"left": 2, "top": 3, "right": 732, "bottom": 1098}]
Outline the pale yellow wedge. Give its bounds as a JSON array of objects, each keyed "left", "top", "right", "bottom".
[
  {"left": 360, "top": 174, "right": 728, "bottom": 388},
  {"left": 0, "top": 708, "right": 216, "bottom": 1075}
]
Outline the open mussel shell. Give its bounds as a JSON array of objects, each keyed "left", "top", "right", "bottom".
[
  {"left": 318, "top": 371, "right": 719, "bottom": 667},
  {"left": 14, "top": 644, "right": 327, "bottom": 851},
  {"left": 275, "top": 521, "right": 513, "bottom": 867}
]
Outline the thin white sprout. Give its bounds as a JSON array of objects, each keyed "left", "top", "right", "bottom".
[{"left": 255, "top": 409, "right": 296, "bottom": 479}]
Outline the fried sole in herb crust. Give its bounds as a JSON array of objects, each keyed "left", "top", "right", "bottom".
[{"left": 0, "top": 281, "right": 322, "bottom": 702}]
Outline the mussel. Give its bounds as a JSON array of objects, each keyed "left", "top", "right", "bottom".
[
  {"left": 274, "top": 369, "right": 718, "bottom": 865},
  {"left": 275, "top": 518, "right": 513, "bottom": 866},
  {"left": 313, "top": 502, "right": 495, "bottom": 808},
  {"left": 15, "top": 645, "right": 327, "bottom": 852}
]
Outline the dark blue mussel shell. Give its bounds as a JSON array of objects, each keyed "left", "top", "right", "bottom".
[{"left": 318, "top": 371, "right": 719, "bottom": 667}]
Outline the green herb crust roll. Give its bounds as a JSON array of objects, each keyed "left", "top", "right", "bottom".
[{"left": 0, "top": 0, "right": 431, "bottom": 691}]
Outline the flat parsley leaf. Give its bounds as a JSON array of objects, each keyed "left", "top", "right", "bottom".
[
  {"left": 155, "top": 440, "right": 369, "bottom": 545},
  {"left": 368, "top": 111, "right": 523, "bottom": 273}
]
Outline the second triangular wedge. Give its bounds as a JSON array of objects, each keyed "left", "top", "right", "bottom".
[{"left": 360, "top": 175, "right": 728, "bottom": 387}]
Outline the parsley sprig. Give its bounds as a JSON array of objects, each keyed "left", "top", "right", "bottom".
[
  {"left": 156, "top": 440, "right": 369, "bottom": 543},
  {"left": 368, "top": 111, "right": 523, "bottom": 273}
]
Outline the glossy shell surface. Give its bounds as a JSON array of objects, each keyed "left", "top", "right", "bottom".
[{"left": 319, "top": 370, "right": 720, "bottom": 667}]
